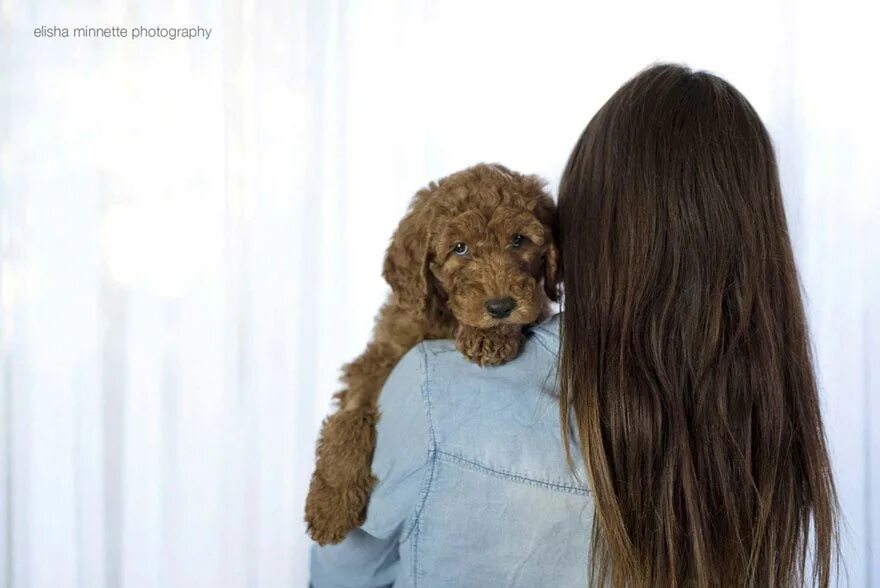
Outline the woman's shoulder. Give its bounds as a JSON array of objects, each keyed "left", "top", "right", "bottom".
[
  {"left": 399, "top": 313, "right": 586, "bottom": 494},
  {"left": 410, "top": 313, "right": 561, "bottom": 416},
  {"left": 382, "top": 312, "right": 561, "bottom": 434},
  {"left": 413, "top": 312, "right": 561, "bottom": 418}
]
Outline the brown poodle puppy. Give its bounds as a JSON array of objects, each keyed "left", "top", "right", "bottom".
[{"left": 305, "top": 163, "right": 560, "bottom": 545}]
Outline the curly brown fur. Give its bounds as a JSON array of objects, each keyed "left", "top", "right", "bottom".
[{"left": 305, "top": 163, "right": 560, "bottom": 545}]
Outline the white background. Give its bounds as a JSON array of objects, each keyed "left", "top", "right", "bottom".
[{"left": 1, "top": 0, "right": 878, "bottom": 586}]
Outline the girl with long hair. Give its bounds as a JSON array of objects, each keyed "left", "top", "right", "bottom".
[{"left": 311, "top": 64, "right": 839, "bottom": 588}]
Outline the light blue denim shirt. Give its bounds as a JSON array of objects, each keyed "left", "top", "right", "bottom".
[{"left": 310, "top": 313, "right": 593, "bottom": 587}]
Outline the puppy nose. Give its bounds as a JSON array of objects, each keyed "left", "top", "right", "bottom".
[{"left": 485, "top": 297, "right": 516, "bottom": 319}]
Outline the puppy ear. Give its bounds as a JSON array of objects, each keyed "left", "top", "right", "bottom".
[
  {"left": 543, "top": 238, "right": 561, "bottom": 302},
  {"left": 382, "top": 187, "right": 437, "bottom": 317},
  {"left": 526, "top": 180, "right": 561, "bottom": 303}
]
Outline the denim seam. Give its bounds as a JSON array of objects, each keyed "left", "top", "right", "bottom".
[
  {"left": 401, "top": 343, "right": 438, "bottom": 586},
  {"left": 426, "top": 347, "right": 457, "bottom": 356},
  {"left": 435, "top": 449, "right": 590, "bottom": 496}
]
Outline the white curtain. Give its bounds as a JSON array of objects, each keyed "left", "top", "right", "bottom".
[{"left": 1, "top": 0, "right": 877, "bottom": 586}]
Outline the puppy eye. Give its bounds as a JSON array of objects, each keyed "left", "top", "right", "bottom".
[
  {"left": 511, "top": 234, "right": 526, "bottom": 248},
  {"left": 452, "top": 242, "right": 469, "bottom": 256}
]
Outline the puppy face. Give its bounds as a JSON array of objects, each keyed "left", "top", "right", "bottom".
[
  {"left": 383, "top": 163, "right": 560, "bottom": 327},
  {"left": 430, "top": 205, "right": 553, "bottom": 328}
]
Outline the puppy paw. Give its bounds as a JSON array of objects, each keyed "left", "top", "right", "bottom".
[
  {"left": 305, "top": 406, "right": 378, "bottom": 545},
  {"left": 305, "top": 470, "right": 374, "bottom": 545},
  {"left": 456, "top": 324, "right": 522, "bottom": 366}
]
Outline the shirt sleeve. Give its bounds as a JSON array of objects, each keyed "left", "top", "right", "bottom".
[{"left": 310, "top": 344, "right": 431, "bottom": 588}]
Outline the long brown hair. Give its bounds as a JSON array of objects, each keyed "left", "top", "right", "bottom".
[{"left": 558, "top": 64, "right": 839, "bottom": 587}]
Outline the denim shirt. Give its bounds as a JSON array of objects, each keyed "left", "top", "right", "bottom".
[{"left": 310, "top": 314, "right": 593, "bottom": 587}]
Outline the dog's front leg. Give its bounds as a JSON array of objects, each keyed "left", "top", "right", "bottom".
[
  {"left": 455, "top": 324, "right": 522, "bottom": 366},
  {"left": 305, "top": 403, "right": 378, "bottom": 545},
  {"left": 305, "top": 339, "right": 405, "bottom": 545}
]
